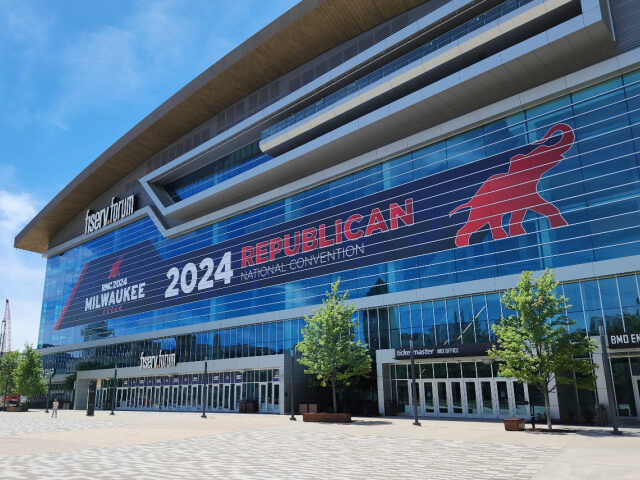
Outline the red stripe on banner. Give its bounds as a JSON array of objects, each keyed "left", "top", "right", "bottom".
[{"left": 53, "top": 261, "right": 90, "bottom": 331}]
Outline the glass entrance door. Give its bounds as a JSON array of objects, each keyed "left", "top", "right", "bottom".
[
  {"left": 223, "top": 384, "right": 231, "bottom": 410},
  {"left": 496, "top": 381, "right": 511, "bottom": 417},
  {"left": 154, "top": 387, "right": 161, "bottom": 409},
  {"left": 465, "top": 381, "right": 479, "bottom": 416},
  {"left": 450, "top": 381, "right": 463, "bottom": 414},
  {"left": 259, "top": 382, "right": 273, "bottom": 412},
  {"left": 235, "top": 385, "right": 241, "bottom": 412},
  {"left": 437, "top": 381, "right": 448, "bottom": 414},
  {"left": 480, "top": 381, "right": 495, "bottom": 417},
  {"left": 212, "top": 385, "right": 219, "bottom": 410},
  {"left": 423, "top": 382, "right": 435, "bottom": 415},
  {"left": 410, "top": 378, "right": 517, "bottom": 418}
]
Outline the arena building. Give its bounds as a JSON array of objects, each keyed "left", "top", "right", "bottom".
[{"left": 15, "top": 0, "right": 640, "bottom": 421}]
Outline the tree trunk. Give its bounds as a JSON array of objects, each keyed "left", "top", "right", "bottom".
[
  {"left": 332, "top": 381, "right": 337, "bottom": 414},
  {"left": 543, "top": 388, "right": 552, "bottom": 431}
]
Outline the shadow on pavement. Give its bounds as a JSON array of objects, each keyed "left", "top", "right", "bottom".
[
  {"left": 349, "top": 419, "right": 394, "bottom": 426},
  {"left": 524, "top": 426, "right": 640, "bottom": 437}
]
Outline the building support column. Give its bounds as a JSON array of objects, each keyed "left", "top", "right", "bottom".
[{"left": 592, "top": 337, "right": 612, "bottom": 410}]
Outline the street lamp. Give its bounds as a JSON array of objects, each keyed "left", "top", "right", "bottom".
[
  {"left": 408, "top": 338, "right": 421, "bottom": 426},
  {"left": 201, "top": 361, "right": 207, "bottom": 419},
  {"left": 44, "top": 368, "right": 55, "bottom": 414},
  {"left": 290, "top": 354, "right": 296, "bottom": 421},
  {"left": 110, "top": 364, "right": 118, "bottom": 416}
]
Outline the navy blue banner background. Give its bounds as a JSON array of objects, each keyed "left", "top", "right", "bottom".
[{"left": 57, "top": 137, "right": 554, "bottom": 331}]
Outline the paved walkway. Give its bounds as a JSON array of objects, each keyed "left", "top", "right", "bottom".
[{"left": 0, "top": 410, "right": 638, "bottom": 479}]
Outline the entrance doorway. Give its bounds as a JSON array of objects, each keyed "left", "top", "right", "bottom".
[
  {"left": 259, "top": 382, "right": 274, "bottom": 412},
  {"left": 407, "top": 378, "right": 529, "bottom": 419}
]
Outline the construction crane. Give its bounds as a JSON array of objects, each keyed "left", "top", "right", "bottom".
[{"left": 0, "top": 299, "right": 12, "bottom": 359}]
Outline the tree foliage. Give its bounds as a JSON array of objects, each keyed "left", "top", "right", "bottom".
[
  {"left": 296, "top": 280, "right": 372, "bottom": 413},
  {"left": 62, "top": 361, "right": 103, "bottom": 402},
  {"left": 0, "top": 351, "right": 20, "bottom": 398},
  {"left": 488, "top": 269, "right": 596, "bottom": 430},
  {"left": 15, "top": 344, "right": 47, "bottom": 398}
]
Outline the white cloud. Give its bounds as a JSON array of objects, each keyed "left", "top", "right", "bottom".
[
  {"left": 0, "top": 190, "right": 45, "bottom": 351},
  {"left": 42, "top": 0, "right": 240, "bottom": 130}
]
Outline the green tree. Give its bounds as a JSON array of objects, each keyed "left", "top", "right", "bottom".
[
  {"left": 15, "top": 344, "right": 47, "bottom": 401},
  {"left": 296, "top": 280, "right": 372, "bottom": 413},
  {"left": 0, "top": 351, "right": 20, "bottom": 406},
  {"left": 488, "top": 269, "right": 596, "bottom": 430},
  {"left": 62, "top": 372, "right": 77, "bottom": 405},
  {"left": 62, "top": 361, "right": 103, "bottom": 406}
]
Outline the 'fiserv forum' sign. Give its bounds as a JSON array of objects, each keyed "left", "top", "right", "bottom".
[
  {"left": 139, "top": 350, "right": 177, "bottom": 370},
  {"left": 85, "top": 195, "right": 135, "bottom": 235}
]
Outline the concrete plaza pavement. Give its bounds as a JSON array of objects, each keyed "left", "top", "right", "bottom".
[{"left": 0, "top": 410, "right": 638, "bottom": 479}]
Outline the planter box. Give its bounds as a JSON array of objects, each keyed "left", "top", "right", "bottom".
[
  {"left": 303, "top": 412, "right": 352, "bottom": 423},
  {"left": 504, "top": 417, "right": 525, "bottom": 431},
  {"left": 384, "top": 401, "right": 398, "bottom": 416},
  {"left": 6, "top": 406, "right": 27, "bottom": 412},
  {"left": 299, "top": 403, "right": 318, "bottom": 414},
  {"left": 239, "top": 400, "right": 258, "bottom": 413}
]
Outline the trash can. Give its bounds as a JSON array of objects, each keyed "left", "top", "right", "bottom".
[{"left": 504, "top": 417, "right": 525, "bottom": 431}]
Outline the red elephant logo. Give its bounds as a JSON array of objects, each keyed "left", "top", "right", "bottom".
[
  {"left": 449, "top": 123, "right": 575, "bottom": 247},
  {"left": 108, "top": 255, "right": 123, "bottom": 279}
]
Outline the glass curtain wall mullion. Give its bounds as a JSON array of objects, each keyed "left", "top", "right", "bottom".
[
  {"left": 43, "top": 69, "right": 640, "bottom": 347},
  {"left": 261, "top": 0, "right": 538, "bottom": 140},
  {"left": 45, "top": 94, "right": 633, "bottom": 274}
]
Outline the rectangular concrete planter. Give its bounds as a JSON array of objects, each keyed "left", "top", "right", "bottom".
[
  {"left": 302, "top": 412, "right": 352, "bottom": 423},
  {"left": 504, "top": 417, "right": 525, "bottom": 431},
  {"left": 6, "top": 406, "right": 28, "bottom": 412},
  {"left": 299, "top": 403, "right": 318, "bottom": 414}
]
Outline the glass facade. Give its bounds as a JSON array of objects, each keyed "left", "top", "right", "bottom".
[
  {"left": 165, "top": 141, "right": 271, "bottom": 202},
  {"left": 95, "top": 368, "right": 280, "bottom": 413},
  {"left": 261, "top": 0, "right": 537, "bottom": 139},
  {"left": 40, "top": 68, "right": 640, "bottom": 350},
  {"left": 42, "top": 272, "right": 640, "bottom": 381}
]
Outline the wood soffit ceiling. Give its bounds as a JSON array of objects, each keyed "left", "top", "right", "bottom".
[{"left": 15, "top": 0, "right": 424, "bottom": 253}]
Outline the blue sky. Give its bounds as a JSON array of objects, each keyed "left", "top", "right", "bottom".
[{"left": 0, "top": 0, "right": 298, "bottom": 349}]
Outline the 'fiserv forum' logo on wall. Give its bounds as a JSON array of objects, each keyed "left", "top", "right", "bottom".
[{"left": 85, "top": 195, "right": 136, "bottom": 235}]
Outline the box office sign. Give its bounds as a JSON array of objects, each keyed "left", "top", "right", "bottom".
[
  {"left": 394, "top": 342, "right": 493, "bottom": 360},
  {"left": 609, "top": 332, "right": 640, "bottom": 349}
]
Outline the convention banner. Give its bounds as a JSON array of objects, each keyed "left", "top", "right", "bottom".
[{"left": 55, "top": 124, "right": 574, "bottom": 330}]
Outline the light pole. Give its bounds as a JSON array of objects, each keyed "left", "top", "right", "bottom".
[
  {"left": 44, "top": 369, "right": 55, "bottom": 413},
  {"left": 3, "top": 376, "right": 9, "bottom": 412},
  {"left": 201, "top": 361, "right": 207, "bottom": 419},
  {"left": 110, "top": 364, "right": 118, "bottom": 416},
  {"left": 598, "top": 325, "right": 621, "bottom": 435},
  {"left": 408, "top": 338, "right": 421, "bottom": 426},
  {"left": 290, "top": 354, "right": 296, "bottom": 421}
]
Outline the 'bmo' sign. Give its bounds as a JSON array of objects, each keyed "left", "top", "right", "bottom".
[{"left": 609, "top": 332, "right": 640, "bottom": 349}]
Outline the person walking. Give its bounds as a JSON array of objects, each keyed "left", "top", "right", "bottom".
[{"left": 51, "top": 398, "right": 59, "bottom": 418}]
